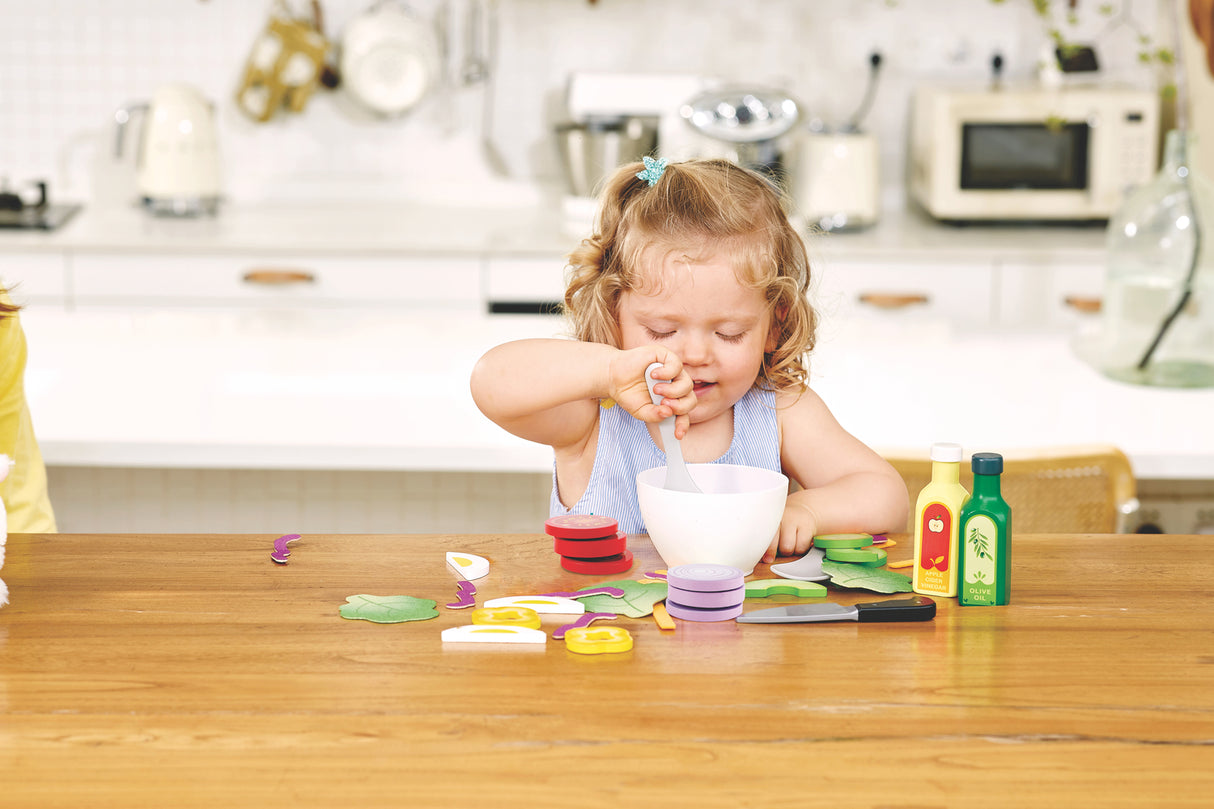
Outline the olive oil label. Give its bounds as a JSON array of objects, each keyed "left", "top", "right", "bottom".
[
  {"left": 916, "top": 502, "right": 951, "bottom": 592},
  {"left": 962, "top": 515, "right": 997, "bottom": 602}
]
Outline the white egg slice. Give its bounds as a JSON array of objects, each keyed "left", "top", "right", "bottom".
[
  {"left": 445, "top": 551, "right": 490, "bottom": 581},
  {"left": 440, "top": 625, "right": 547, "bottom": 644},
  {"left": 482, "top": 595, "right": 585, "bottom": 615}
]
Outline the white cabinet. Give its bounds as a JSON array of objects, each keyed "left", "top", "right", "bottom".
[
  {"left": 812, "top": 257, "right": 996, "bottom": 330},
  {"left": 70, "top": 252, "right": 482, "bottom": 310},
  {"left": 0, "top": 250, "right": 68, "bottom": 306},
  {"left": 484, "top": 255, "right": 566, "bottom": 313},
  {"left": 996, "top": 260, "right": 1106, "bottom": 330}
]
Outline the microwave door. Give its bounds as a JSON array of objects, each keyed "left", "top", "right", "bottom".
[{"left": 960, "top": 122, "right": 1090, "bottom": 191}]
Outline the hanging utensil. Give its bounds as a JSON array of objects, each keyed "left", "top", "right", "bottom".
[
  {"left": 235, "top": 0, "right": 331, "bottom": 122},
  {"left": 460, "top": 0, "right": 489, "bottom": 85},
  {"left": 340, "top": 0, "right": 441, "bottom": 118}
]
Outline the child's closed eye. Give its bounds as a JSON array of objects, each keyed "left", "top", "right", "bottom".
[
  {"left": 644, "top": 327, "right": 675, "bottom": 340},
  {"left": 716, "top": 331, "right": 747, "bottom": 344}
]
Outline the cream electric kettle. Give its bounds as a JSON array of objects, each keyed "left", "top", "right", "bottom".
[{"left": 114, "top": 83, "right": 222, "bottom": 216}]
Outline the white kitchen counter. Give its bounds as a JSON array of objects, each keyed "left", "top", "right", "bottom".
[
  {"left": 21, "top": 306, "right": 1214, "bottom": 480},
  {"left": 0, "top": 195, "right": 1109, "bottom": 262}
]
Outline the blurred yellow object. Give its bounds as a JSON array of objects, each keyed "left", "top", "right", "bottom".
[
  {"left": 470, "top": 606, "right": 542, "bottom": 630},
  {"left": 235, "top": 12, "right": 329, "bottom": 122},
  {"left": 883, "top": 445, "right": 1137, "bottom": 534},
  {"left": 564, "top": 626, "right": 633, "bottom": 655},
  {"left": 0, "top": 291, "right": 56, "bottom": 533}
]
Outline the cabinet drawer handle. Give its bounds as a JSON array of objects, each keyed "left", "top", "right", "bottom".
[
  {"left": 1064, "top": 295, "right": 1102, "bottom": 314},
  {"left": 858, "top": 292, "right": 930, "bottom": 309},
  {"left": 242, "top": 268, "right": 317, "bottom": 285}
]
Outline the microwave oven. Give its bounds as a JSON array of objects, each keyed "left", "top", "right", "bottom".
[{"left": 908, "top": 84, "right": 1159, "bottom": 222}]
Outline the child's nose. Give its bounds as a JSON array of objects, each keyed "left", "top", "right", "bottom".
[{"left": 678, "top": 331, "right": 711, "bottom": 365}]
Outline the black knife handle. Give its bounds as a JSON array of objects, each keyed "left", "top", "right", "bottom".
[{"left": 855, "top": 596, "right": 936, "bottom": 622}]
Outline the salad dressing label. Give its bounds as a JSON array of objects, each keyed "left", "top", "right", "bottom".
[{"left": 915, "top": 502, "right": 952, "bottom": 593}]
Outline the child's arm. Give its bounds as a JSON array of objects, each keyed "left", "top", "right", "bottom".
[
  {"left": 766, "top": 388, "right": 909, "bottom": 562},
  {"left": 470, "top": 338, "right": 695, "bottom": 451}
]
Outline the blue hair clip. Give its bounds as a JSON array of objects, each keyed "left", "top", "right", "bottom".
[{"left": 636, "top": 156, "right": 668, "bottom": 187}]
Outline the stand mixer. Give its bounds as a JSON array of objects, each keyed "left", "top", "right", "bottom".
[{"left": 556, "top": 70, "right": 881, "bottom": 233}]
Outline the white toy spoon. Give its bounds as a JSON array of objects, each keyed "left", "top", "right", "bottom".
[
  {"left": 769, "top": 546, "right": 828, "bottom": 582},
  {"left": 644, "top": 362, "right": 702, "bottom": 494}
]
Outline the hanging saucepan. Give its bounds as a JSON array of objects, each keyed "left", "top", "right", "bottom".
[
  {"left": 340, "top": 0, "right": 440, "bottom": 118},
  {"left": 680, "top": 86, "right": 800, "bottom": 185}
]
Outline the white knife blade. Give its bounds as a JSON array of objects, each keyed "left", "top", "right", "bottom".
[{"left": 736, "top": 596, "right": 936, "bottom": 624}]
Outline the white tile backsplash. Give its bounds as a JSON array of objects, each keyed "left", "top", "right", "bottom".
[{"left": 0, "top": 0, "right": 1167, "bottom": 205}]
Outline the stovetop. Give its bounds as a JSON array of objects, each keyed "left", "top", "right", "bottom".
[
  {"left": 0, "top": 179, "right": 83, "bottom": 231},
  {"left": 0, "top": 204, "right": 82, "bottom": 230}
]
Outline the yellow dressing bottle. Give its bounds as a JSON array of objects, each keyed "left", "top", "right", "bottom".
[{"left": 912, "top": 442, "right": 970, "bottom": 598}]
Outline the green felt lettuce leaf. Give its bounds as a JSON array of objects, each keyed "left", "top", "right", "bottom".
[
  {"left": 574, "top": 579, "right": 668, "bottom": 617},
  {"left": 820, "top": 560, "right": 912, "bottom": 594},
  {"left": 339, "top": 594, "right": 439, "bottom": 623}
]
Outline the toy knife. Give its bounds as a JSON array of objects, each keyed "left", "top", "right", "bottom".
[{"left": 736, "top": 596, "right": 936, "bottom": 624}]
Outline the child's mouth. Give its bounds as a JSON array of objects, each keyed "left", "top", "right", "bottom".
[{"left": 692, "top": 380, "right": 716, "bottom": 395}]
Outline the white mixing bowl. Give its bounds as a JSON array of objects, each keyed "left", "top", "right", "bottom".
[{"left": 637, "top": 464, "right": 789, "bottom": 574}]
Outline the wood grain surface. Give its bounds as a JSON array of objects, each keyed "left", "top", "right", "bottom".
[{"left": 1, "top": 532, "right": 1211, "bottom": 808}]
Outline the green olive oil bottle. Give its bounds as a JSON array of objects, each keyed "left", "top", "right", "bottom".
[{"left": 958, "top": 453, "right": 1011, "bottom": 606}]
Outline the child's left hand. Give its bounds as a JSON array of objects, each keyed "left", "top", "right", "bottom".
[{"left": 762, "top": 500, "right": 818, "bottom": 564}]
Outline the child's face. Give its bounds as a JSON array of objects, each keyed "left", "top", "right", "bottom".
[{"left": 617, "top": 248, "right": 773, "bottom": 425}]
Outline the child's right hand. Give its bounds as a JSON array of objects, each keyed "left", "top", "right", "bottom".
[{"left": 609, "top": 348, "right": 696, "bottom": 439}]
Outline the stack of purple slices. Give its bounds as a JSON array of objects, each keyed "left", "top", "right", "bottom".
[{"left": 665, "top": 564, "right": 746, "bottom": 621}]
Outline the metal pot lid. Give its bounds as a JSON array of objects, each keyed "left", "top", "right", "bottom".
[{"left": 680, "top": 87, "right": 800, "bottom": 143}]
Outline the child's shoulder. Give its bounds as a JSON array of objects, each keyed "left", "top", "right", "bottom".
[{"left": 772, "top": 384, "right": 827, "bottom": 415}]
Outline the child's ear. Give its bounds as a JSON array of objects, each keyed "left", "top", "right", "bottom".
[{"left": 765, "top": 307, "right": 786, "bottom": 352}]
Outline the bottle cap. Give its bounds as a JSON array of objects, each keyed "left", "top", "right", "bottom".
[
  {"left": 929, "top": 442, "right": 963, "bottom": 463},
  {"left": 971, "top": 452, "right": 1004, "bottom": 475}
]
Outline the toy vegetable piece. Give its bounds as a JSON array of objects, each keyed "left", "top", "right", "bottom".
[
  {"left": 470, "top": 606, "right": 542, "bottom": 630},
  {"left": 665, "top": 564, "right": 747, "bottom": 622},
  {"left": 743, "top": 579, "right": 828, "bottom": 598},
  {"left": 812, "top": 533, "right": 874, "bottom": 549},
  {"left": 547, "top": 514, "right": 631, "bottom": 573},
  {"left": 666, "top": 564, "right": 746, "bottom": 592},
  {"left": 564, "top": 626, "right": 634, "bottom": 655},
  {"left": 544, "top": 514, "right": 619, "bottom": 539},
  {"left": 824, "top": 547, "right": 887, "bottom": 566},
  {"left": 561, "top": 549, "right": 634, "bottom": 574},
  {"left": 270, "top": 533, "right": 302, "bottom": 564}
]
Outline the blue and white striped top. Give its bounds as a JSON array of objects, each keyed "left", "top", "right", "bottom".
[{"left": 549, "top": 386, "right": 782, "bottom": 533}]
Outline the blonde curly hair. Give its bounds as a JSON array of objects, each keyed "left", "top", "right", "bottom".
[{"left": 563, "top": 158, "right": 817, "bottom": 394}]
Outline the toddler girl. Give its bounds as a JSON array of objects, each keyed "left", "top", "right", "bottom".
[{"left": 471, "top": 158, "right": 906, "bottom": 561}]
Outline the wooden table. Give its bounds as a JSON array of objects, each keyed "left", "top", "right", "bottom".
[{"left": 1, "top": 532, "right": 1211, "bottom": 807}]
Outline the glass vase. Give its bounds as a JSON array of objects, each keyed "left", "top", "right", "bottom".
[{"left": 1085, "top": 129, "right": 1214, "bottom": 388}]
